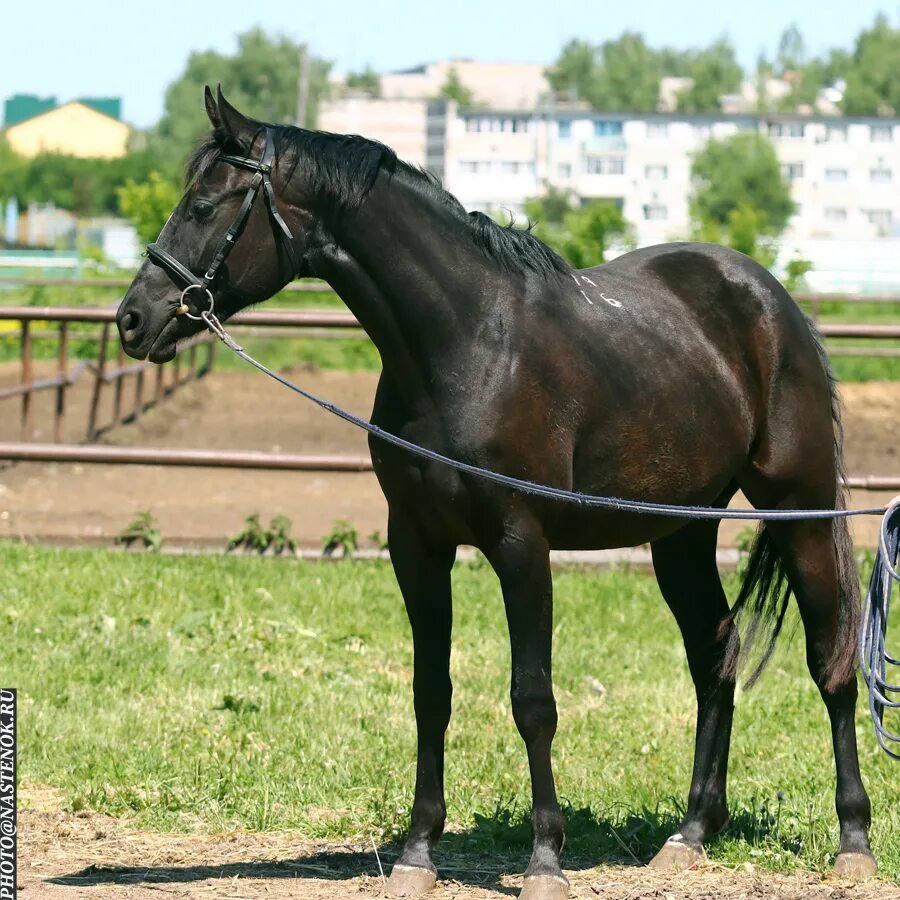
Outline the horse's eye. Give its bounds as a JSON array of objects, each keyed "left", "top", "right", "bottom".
[{"left": 192, "top": 200, "right": 215, "bottom": 220}]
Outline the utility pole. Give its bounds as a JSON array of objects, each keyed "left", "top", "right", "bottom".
[{"left": 296, "top": 44, "right": 311, "bottom": 127}]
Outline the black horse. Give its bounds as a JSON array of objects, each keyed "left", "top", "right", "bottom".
[{"left": 117, "top": 88, "right": 876, "bottom": 899}]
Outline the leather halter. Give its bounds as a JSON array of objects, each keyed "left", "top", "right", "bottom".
[{"left": 145, "top": 127, "right": 298, "bottom": 317}]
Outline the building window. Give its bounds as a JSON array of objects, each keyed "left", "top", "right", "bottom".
[
  {"left": 871, "top": 125, "right": 893, "bottom": 142},
  {"left": 497, "top": 160, "right": 534, "bottom": 175},
  {"left": 646, "top": 122, "right": 668, "bottom": 138},
  {"left": 824, "top": 167, "right": 848, "bottom": 182},
  {"left": 642, "top": 203, "right": 668, "bottom": 221},
  {"left": 558, "top": 120, "right": 571, "bottom": 139},
  {"left": 557, "top": 162, "right": 572, "bottom": 179},
  {"left": 768, "top": 121, "right": 805, "bottom": 139},
  {"left": 870, "top": 167, "right": 892, "bottom": 183},
  {"left": 459, "top": 160, "right": 490, "bottom": 173},
  {"left": 585, "top": 156, "right": 625, "bottom": 175},
  {"left": 827, "top": 124, "right": 848, "bottom": 142},
  {"left": 464, "top": 117, "right": 529, "bottom": 134},
  {"left": 645, "top": 164, "right": 668, "bottom": 180},
  {"left": 825, "top": 207, "right": 847, "bottom": 222},
  {"left": 593, "top": 120, "right": 623, "bottom": 138},
  {"left": 781, "top": 162, "right": 804, "bottom": 182},
  {"left": 864, "top": 209, "right": 893, "bottom": 228}
]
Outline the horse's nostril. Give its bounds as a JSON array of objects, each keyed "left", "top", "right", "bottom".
[{"left": 120, "top": 309, "right": 143, "bottom": 343}]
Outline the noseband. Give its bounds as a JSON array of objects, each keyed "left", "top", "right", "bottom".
[{"left": 145, "top": 127, "right": 298, "bottom": 319}]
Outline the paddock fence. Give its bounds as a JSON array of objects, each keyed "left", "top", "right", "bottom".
[{"left": 0, "top": 297, "right": 897, "bottom": 487}]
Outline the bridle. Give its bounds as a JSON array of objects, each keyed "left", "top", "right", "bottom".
[{"left": 145, "top": 126, "right": 298, "bottom": 320}]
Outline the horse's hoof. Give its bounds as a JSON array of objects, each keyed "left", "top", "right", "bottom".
[
  {"left": 648, "top": 836, "right": 706, "bottom": 870},
  {"left": 519, "top": 873, "right": 569, "bottom": 900},
  {"left": 386, "top": 864, "right": 437, "bottom": 897},
  {"left": 834, "top": 851, "right": 878, "bottom": 879}
]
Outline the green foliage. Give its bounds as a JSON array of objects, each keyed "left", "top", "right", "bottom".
[
  {"left": 842, "top": 14, "right": 900, "bottom": 115},
  {"left": 146, "top": 29, "right": 332, "bottom": 180},
  {"left": 0, "top": 143, "right": 159, "bottom": 218},
  {"left": 322, "top": 518, "right": 359, "bottom": 558},
  {"left": 675, "top": 38, "right": 743, "bottom": 113},
  {"left": 775, "top": 24, "right": 806, "bottom": 75},
  {"left": 227, "top": 513, "right": 297, "bottom": 555},
  {"left": 548, "top": 34, "right": 741, "bottom": 113},
  {"left": 439, "top": 67, "right": 474, "bottom": 105},
  {"left": 547, "top": 34, "right": 663, "bottom": 111},
  {"left": 0, "top": 137, "right": 27, "bottom": 204},
  {"left": 690, "top": 132, "right": 794, "bottom": 238},
  {"left": 116, "top": 172, "right": 182, "bottom": 244},
  {"left": 783, "top": 257, "right": 813, "bottom": 293},
  {"left": 525, "top": 192, "right": 630, "bottom": 268},
  {"left": 344, "top": 67, "right": 381, "bottom": 97},
  {"left": 116, "top": 511, "right": 162, "bottom": 552}
]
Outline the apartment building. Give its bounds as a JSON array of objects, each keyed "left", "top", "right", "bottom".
[
  {"left": 318, "top": 96, "right": 900, "bottom": 248},
  {"left": 447, "top": 110, "right": 900, "bottom": 246}
]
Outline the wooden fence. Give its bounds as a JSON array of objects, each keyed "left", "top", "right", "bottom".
[{"left": 0, "top": 304, "right": 897, "bottom": 482}]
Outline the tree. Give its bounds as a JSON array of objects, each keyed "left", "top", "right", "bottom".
[
  {"left": 0, "top": 138, "right": 27, "bottom": 204},
  {"left": 525, "top": 192, "right": 630, "bottom": 268},
  {"left": 775, "top": 23, "right": 806, "bottom": 75},
  {"left": 690, "top": 131, "right": 794, "bottom": 237},
  {"left": 547, "top": 33, "right": 663, "bottom": 111},
  {"left": 545, "top": 39, "right": 597, "bottom": 103},
  {"left": 439, "top": 67, "right": 474, "bottom": 105},
  {"left": 344, "top": 67, "right": 381, "bottom": 97},
  {"left": 146, "top": 29, "right": 332, "bottom": 180},
  {"left": 117, "top": 172, "right": 182, "bottom": 244},
  {"left": 676, "top": 38, "right": 743, "bottom": 113},
  {"left": 842, "top": 14, "right": 900, "bottom": 115}
]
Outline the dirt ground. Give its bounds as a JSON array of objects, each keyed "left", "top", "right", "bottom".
[
  {"left": 0, "top": 365, "right": 898, "bottom": 550},
  {"left": 18, "top": 797, "right": 900, "bottom": 900}
]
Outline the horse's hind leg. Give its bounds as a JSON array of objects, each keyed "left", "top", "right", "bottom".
[
  {"left": 649, "top": 517, "right": 735, "bottom": 869},
  {"left": 385, "top": 511, "right": 456, "bottom": 898},
  {"left": 756, "top": 512, "right": 876, "bottom": 877}
]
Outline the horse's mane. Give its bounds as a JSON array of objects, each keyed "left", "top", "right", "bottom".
[{"left": 186, "top": 125, "right": 571, "bottom": 279}]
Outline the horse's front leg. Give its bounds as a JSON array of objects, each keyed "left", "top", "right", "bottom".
[
  {"left": 385, "top": 511, "right": 456, "bottom": 898},
  {"left": 489, "top": 525, "right": 568, "bottom": 900}
]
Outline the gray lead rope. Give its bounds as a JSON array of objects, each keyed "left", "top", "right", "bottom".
[{"left": 199, "top": 308, "right": 900, "bottom": 756}]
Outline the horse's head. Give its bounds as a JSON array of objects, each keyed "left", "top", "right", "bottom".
[{"left": 117, "top": 86, "right": 308, "bottom": 361}]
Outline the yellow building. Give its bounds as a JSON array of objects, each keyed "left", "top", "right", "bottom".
[{"left": 5, "top": 101, "right": 130, "bottom": 159}]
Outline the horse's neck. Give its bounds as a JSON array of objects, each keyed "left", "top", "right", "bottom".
[{"left": 310, "top": 175, "right": 496, "bottom": 397}]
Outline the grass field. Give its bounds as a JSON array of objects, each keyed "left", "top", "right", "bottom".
[
  {"left": 3, "top": 543, "right": 899, "bottom": 880},
  {"left": 0, "top": 282, "right": 896, "bottom": 379}
]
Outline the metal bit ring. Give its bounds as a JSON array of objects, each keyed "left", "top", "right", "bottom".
[{"left": 178, "top": 284, "right": 215, "bottom": 320}]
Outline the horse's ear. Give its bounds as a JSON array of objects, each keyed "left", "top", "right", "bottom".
[
  {"left": 216, "top": 84, "right": 254, "bottom": 152},
  {"left": 204, "top": 85, "right": 221, "bottom": 129}
]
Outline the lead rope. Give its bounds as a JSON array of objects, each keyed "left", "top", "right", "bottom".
[{"left": 198, "top": 308, "right": 900, "bottom": 757}]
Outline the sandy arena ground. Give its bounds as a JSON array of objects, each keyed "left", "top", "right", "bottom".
[{"left": 18, "top": 793, "right": 900, "bottom": 900}]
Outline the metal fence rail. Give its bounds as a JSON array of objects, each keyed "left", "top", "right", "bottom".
[
  {"left": 0, "top": 307, "right": 215, "bottom": 441},
  {"left": 0, "top": 442, "right": 898, "bottom": 494},
  {"left": 0, "top": 305, "right": 897, "bottom": 456}
]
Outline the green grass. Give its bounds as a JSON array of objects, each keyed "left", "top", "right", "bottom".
[{"left": 3, "top": 543, "right": 899, "bottom": 878}]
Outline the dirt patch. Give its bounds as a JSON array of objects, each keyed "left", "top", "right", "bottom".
[
  {"left": 18, "top": 804, "right": 899, "bottom": 900},
  {"left": 0, "top": 367, "right": 897, "bottom": 549}
]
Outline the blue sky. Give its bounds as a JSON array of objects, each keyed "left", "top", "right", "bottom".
[{"left": 2, "top": 0, "right": 895, "bottom": 127}]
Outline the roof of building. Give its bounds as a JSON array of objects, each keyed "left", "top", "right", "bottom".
[{"left": 3, "top": 94, "right": 122, "bottom": 128}]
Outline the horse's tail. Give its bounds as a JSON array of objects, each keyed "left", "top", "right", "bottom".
[{"left": 721, "top": 318, "right": 859, "bottom": 691}]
